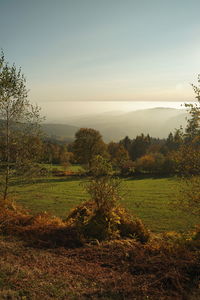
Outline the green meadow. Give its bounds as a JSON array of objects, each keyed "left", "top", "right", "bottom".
[{"left": 10, "top": 169, "right": 199, "bottom": 233}]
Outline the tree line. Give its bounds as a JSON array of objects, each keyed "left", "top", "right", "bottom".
[{"left": 36, "top": 116, "right": 200, "bottom": 177}]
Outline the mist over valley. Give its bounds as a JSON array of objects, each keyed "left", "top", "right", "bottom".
[{"left": 42, "top": 107, "right": 188, "bottom": 142}]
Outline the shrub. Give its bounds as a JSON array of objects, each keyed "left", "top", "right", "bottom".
[
  {"left": 0, "top": 203, "right": 83, "bottom": 248},
  {"left": 90, "top": 155, "right": 113, "bottom": 176},
  {"left": 116, "top": 206, "right": 150, "bottom": 243},
  {"left": 171, "top": 145, "right": 200, "bottom": 175},
  {"left": 72, "top": 155, "right": 151, "bottom": 242},
  {"left": 135, "top": 152, "right": 166, "bottom": 174},
  {"left": 120, "top": 160, "right": 135, "bottom": 176},
  {"left": 85, "top": 176, "right": 122, "bottom": 211},
  {"left": 66, "top": 201, "right": 150, "bottom": 243}
]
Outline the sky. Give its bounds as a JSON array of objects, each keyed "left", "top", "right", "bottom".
[{"left": 1, "top": 0, "right": 200, "bottom": 118}]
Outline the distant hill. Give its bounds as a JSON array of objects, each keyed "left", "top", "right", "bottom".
[
  {"left": 42, "top": 108, "right": 188, "bottom": 142},
  {"left": 66, "top": 107, "right": 188, "bottom": 141},
  {"left": 42, "top": 123, "right": 79, "bottom": 142}
]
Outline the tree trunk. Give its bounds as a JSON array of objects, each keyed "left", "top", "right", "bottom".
[{"left": 3, "top": 108, "right": 10, "bottom": 201}]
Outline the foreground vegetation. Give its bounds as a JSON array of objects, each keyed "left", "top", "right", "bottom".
[
  {"left": 0, "top": 234, "right": 199, "bottom": 300},
  {"left": 0, "top": 205, "right": 199, "bottom": 300}
]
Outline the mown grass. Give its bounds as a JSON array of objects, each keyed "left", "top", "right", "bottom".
[
  {"left": 121, "top": 176, "right": 199, "bottom": 232},
  {"left": 8, "top": 172, "right": 199, "bottom": 233}
]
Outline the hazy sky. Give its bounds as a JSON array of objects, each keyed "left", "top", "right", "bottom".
[{"left": 1, "top": 0, "right": 200, "bottom": 113}]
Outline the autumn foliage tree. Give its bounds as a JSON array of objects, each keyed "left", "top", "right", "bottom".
[
  {"left": 169, "top": 76, "right": 200, "bottom": 176},
  {"left": 73, "top": 128, "right": 107, "bottom": 168},
  {"left": 107, "top": 141, "right": 129, "bottom": 168},
  {"left": 173, "top": 75, "right": 200, "bottom": 216},
  {"left": 135, "top": 152, "right": 166, "bottom": 174},
  {"left": 171, "top": 144, "right": 200, "bottom": 176},
  {"left": 0, "top": 51, "right": 43, "bottom": 201},
  {"left": 184, "top": 78, "right": 200, "bottom": 141},
  {"left": 130, "top": 134, "right": 151, "bottom": 161}
]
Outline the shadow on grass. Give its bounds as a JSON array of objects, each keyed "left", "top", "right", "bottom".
[
  {"left": 11, "top": 176, "right": 85, "bottom": 187},
  {"left": 10, "top": 173, "right": 177, "bottom": 187},
  {"left": 122, "top": 174, "right": 175, "bottom": 181}
]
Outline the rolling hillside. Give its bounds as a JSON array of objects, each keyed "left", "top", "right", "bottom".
[
  {"left": 43, "top": 107, "right": 188, "bottom": 141},
  {"left": 42, "top": 123, "right": 79, "bottom": 142}
]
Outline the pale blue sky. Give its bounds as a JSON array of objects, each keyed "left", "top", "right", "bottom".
[{"left": 1, "top": 0, "right": 200, "bottom": 109}]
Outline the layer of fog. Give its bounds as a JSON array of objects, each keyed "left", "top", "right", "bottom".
[{"left": 40, "top": 101, "right": 188, "bottom": 123}]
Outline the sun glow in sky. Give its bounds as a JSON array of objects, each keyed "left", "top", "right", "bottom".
[{"left": 1, "top": 0, "right": 200, "bottom": 117}]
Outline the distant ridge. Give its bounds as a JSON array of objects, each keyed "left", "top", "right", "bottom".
[
  {"left": 42, "top": 123, "right": 79, "bottom": 142},
  {"left": 42, "top": 107, "right": 188, "bottom": 142}
]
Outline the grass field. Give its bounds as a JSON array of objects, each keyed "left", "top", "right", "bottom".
[{"left": 9, "top": 170, "right": 199, "bottom": 233}]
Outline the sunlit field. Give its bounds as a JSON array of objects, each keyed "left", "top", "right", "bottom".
[{"left": 10, "top": 168, "right": 199, "bottom": 233}]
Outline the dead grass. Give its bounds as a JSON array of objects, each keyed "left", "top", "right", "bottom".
[
  {"left": 0, "top": 204, "right": 199, "bottom": 299},
  {"left": 0, "top": 200, "right": 150, "bottom": 248},
  {"left": 0, "top": 235, "right": 199, "bottom": 299}
]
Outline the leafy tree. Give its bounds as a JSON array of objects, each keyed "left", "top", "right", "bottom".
[
  {"left": 0, "top": 51, "right": 43, "bottom": 200},
  {"left": 184, "top": 75, "right": 200, "bottom": 142},
  {"left": 177, "top": 176, "right": 200, "bottom": 215},
  {"left": 147, "top": 142, "right": 163, "bottom": 155},
  {"left": 171, "top": 75, "right": 200, "bottom": 176},
  {"left": 107, "top": 141, "right": 129, "bottom": 168},
  {"left": 89, "top": 155, "right": 113, "bottom": 177},
  {"left": 174, "top": 75, "right": 200, "bottom": 216},
  {"left": 171, "top": 144, "right": 200, "bottom": 175},
  {"left": 135, "top": 152, "right": 166, "bottom": 174},
  {"left": 73, "top": 128, "right": 107, "bottom": 167},
  {"left": 42, "top": 141, "right": 73, "bottom": 165},
  {"left": 120, "top": 159, "right": 135, "bottom": 176},
  {"left": 120, "top": 136, "right": 132, "bottom": 154},
  {"left": 130, "top": 134, "right": 151, "bottom": 161},
  {"left": 163, "top": 129, "right": 183, "bottom": 153}
]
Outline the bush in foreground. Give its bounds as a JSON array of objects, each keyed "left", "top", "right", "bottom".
[
  {"left": 66, "top": 201, "right": 150, "bottom": 243},
  {"left": 0, "top": 198, "right": 150, "bottom": 248},
  {"left": 70, "top": 155, "right": 150, "bottom": 243}
]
